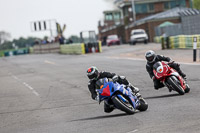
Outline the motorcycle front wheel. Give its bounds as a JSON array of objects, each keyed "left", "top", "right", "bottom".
[
  {"left": 112, "top": 95, "right": 135, "bottom": 114},
  {"left": 167, "top": 76, "right": 185, "bottom": 95},
  {"left": 137, "top": 98, "right": 148, "bottom": 111}
]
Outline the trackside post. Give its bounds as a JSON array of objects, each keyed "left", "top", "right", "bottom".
[{"left": 193, "top": 37, "right": 197, "bottom": 62}]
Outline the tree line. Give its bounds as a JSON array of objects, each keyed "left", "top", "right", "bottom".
[{"left": 0, "top": 31, "right": 81, "bottom": 50}]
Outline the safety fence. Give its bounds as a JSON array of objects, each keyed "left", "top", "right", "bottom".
[
  {"left": 154, "top": 35, "right": 200, "bottom": 49},
  {"left": 32, "top": 43, "right": 60, "bottom": 54}
]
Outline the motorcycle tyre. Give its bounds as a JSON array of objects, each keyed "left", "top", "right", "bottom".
[
  {"left": 137, "top": 98, "right": 148, "bottom": 111},
  {"left": 112, "top": 95, "right": 135, "bottom": 114},
  {"left": 185, "top": 84, "right": 190, "bottom": 93},
  {"left": 167, "top": 77, "right": 185, "bottom": 95}
]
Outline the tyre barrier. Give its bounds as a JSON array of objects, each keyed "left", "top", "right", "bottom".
[
  {"left": 154, "top": 36, "right": 162, "bottom": 43},
  {"left": 0, "top": 42, "right": 102, "bottom": 57},
  {"left": 60, "top": 41, "right": 102, "bottom": 55},
  {"left": 60, "top": 43, "right": 85, "bottom": 54},
  {"left": 170, "top": 35, "right": 200, "bottom": 49},
  {"left": 154, "top": 35, "right": 200, "bottom": 49},
  {"left": 84, "top": 41, "right": 102, "bottom": 54}
]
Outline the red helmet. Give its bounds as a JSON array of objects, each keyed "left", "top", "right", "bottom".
[{"left": 86, "top": 66, "right": 99, "bottom": 80}]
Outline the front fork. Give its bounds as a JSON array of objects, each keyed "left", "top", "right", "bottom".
[
  {"left": 164, "top": 76, "right": 186, "bottom": 91},
  {"left": 118, "top": 88, "right": 140, "bottom": 109}
]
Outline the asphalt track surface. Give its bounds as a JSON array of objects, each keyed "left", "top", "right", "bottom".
[{"left": 0, "top": 44, "right": 200, "bottom": 133}]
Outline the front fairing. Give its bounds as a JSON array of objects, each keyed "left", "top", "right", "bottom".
[
  {"left": 97, "top": 78, "right": 139, "bottom": 108},
  {"left": 153, "top": 61, "right": 170, "bottom": 81},
  {"left": 153, "top": 62, "right": 186, "bottom": 89}
]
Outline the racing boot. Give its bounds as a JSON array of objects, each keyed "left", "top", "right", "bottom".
[
  {"left": 178, "top": 70, "right": 186, "bottom": 79},
  {"left": 128, "top": 83, "right": 141, "bottom": 99}
]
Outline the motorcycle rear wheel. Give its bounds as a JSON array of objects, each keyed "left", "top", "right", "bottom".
[
  {"left": 112, "top": 95, "right": 135, "bottom": 114},
  {"left": 167, "top": 76, "right": 185, "bottom": 95}
]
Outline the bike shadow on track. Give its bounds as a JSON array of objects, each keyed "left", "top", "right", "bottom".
[
  {"left": 70, "top": 113, "right": 130, "bottom": 122},
  {"left": 144, "top": 93, "right": 180, "bottom": 100}
]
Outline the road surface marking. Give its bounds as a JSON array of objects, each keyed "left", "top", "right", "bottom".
[
  {"left": 44, "top": 60, "right": 57, "bottom": 65},
  {"left": 22, "top": 81, "right": 39, "bottom": 96},
  {"left": 32, "top": 90, "right": 39, "bottom": 96},
  {"left": 126, "top": 129, "right": 138, "bottom": 133},
  {"left": 11, "top": 75, "right": 20, "bottom": 80},
  {"left": 23, "top": 82, "right": 34, "bottom": 90},
  {"left": 10, "top": 74, "right": 39, "bottom": 96}
]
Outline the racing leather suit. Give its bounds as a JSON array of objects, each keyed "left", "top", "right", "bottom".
[{"left": 146, "top": 55, "right": 186, "bottom": 89}]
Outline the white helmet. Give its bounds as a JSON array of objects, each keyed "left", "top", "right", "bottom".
[{"left": 145, "top": 50, "right": 156, "bottom": 63}]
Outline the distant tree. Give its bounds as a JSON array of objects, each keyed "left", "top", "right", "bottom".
[
  {"left": 193, "top": 0, "right": 200, "bottom": 10},
  {"left": 0, "top": 36, "right": 40, "bottom": 50},
  {"left": 0, "top": 31, "right": 11, "bottom": 45},
  {"left": 0, "top": 41, "right": 13, "bottom": 50},
  {"left": 13, "top": 37, "right": 39, "bottom": 48}
]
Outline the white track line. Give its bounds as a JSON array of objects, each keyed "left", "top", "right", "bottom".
[
  {"left": 44, "top": 60, "right": 57, "bottom": 65},
  {"left": 23, "top": 82, "right": 39, "bottom": 96},
  {"left": 11, "top": 75, "right": 20, "bottom": 80},
  {"left": 10, "top": 74, "right": 39, "bottom": 96},
  {"left": 126, "top": 129, "right": 138, "bottom": 133}
]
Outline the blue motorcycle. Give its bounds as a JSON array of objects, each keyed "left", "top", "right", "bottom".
[{"left": 96, "top": 78, "right": 148, "bottom": 114}]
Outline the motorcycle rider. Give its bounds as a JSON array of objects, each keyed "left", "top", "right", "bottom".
[
  {"left": 145, "top": 50, "right": 186, "bottom": 90},
  {"left": 86, "top": 66, "right": 140, "bottom": 113}
]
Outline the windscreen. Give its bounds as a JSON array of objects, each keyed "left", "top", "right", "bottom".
[
  {"left": 133, "top": 31, "right": 144, "bottom": 35},
  {"left": 96, "top": 78, "right": 108, "bottom": 89},
  {"left": 107, "top": 35, "right": 118, "bottom": 39},
  {"left": 153, "top": 62, "right": 161, "bottom": 70}
]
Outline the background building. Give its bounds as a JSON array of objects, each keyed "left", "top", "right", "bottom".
[{"left": 98, "top": 0, "right": 193, "bottom": 43}]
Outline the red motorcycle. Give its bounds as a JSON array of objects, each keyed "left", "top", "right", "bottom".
[{"left": 153, "top": 61, "right": 190, "bottom": 95}]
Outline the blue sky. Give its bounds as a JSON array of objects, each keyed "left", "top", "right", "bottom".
[{"left": 0, "top": 0, "right": 115, "bottom": 39}]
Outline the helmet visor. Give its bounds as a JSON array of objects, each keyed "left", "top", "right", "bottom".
[
  {"left": 146, "top": 56, "right": 154, "bottom": 62},
  {"left": 88, "top": 72, "right": 98, "bottom": 80}
]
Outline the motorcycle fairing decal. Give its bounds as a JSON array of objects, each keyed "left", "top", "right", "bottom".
[
  {"left": 101, "top": 84, "right": 111, "bottom": 96},
  {"left": 115, "top": 85, "right": 137, "bottom": 108},
  {"left": 130, "top": 97, "right": 136, "bottom": 108},
  {"left": 117, "top": 95, "right": 128, "bottom": 103},
  {"left": 170, "top": 72, "right": 179, "bottom": 77},
  {"left": 122, "top": 88, "right": 129, "bottom": 95}
]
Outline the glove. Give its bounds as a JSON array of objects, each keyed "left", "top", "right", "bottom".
[
  {"left": 95, "top": 95, "right": 99, "bottom": 102},
  {"left": 168, "top": 60, "right": 174, "bottom": 64},
  {"left": 112, "top": 75, "right": 119, "bottom": 83}
]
